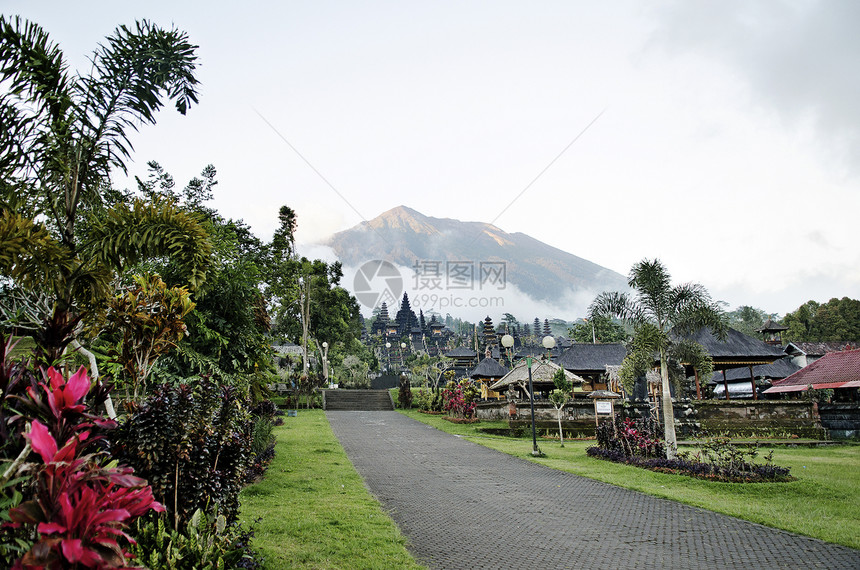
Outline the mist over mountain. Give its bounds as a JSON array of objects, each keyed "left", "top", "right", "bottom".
[{"left": 325, "top": 206, "right": 627, "bottom": 314}]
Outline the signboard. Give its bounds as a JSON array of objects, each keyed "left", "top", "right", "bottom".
[{"left": 594, "top": 400, "right": 613, "bottom": 415}]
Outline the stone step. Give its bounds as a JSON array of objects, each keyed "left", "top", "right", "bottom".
[{"left": 323, "top": 389, "right": 394, "bottom": 411}]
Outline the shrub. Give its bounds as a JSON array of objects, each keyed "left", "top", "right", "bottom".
[
  {"left": 111, "top": 381, "right": 253, "bottom": 530},
  {"left": 595, "top": 416, "right": 664, "bottom": 458},
  {"left": 3, "top": 365, "right": 161, "bottom": 568},
  {"left": 398, "top": 376, "right": 413, "bottom": 409},
  {"left": 130, "top": 509, "right": 262, "bottom": 570},
  {"left": 588, "top": 415, "right": 792, "bottom": 482},
  {"left": 414, "top": 388, "right": 432, "bottom": 412},
  {"left": 441, "top": 379, "right": 478, "bottom": 419}
]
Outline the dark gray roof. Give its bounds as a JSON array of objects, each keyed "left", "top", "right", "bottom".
[
  {"left": 681, "top": 327, "right": 785, "bottom": 362},
  {"left": 784, "top": 341, "right": 858, "bottom": 357},
  {"left": 709, "top": 356, "right": 800, "bottom": 384},
  {"left": 469, "top": 357, "right": 509, "bottom": 379},
  {"left": 445, "top": 346, "right": 478, "bottom": 358},
  {"left": 756, "top": 318, "right": 788, "bottom": 332},
  {"left": 556, "top": 343, "right": 627, "bottom": 373}
]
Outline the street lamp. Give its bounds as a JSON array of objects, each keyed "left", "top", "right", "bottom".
[
  {"left": 542, "top": 335, "right": 556, "bottom": 360},
  {"left": 321, "top": 341, "right": 329, "bottom": 386},
  {"left": 385, "top": 342, "right": 391, "bottom": 373},
  {"left": 525, "top": 354, "right": 540, "bottom": 456},
  {"left": 501, "top": 334, "right": 515, "bottom": 368}
]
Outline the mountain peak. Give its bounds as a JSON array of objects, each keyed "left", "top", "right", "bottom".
[
  {"left": 328, "top": 206, "right": 628, "bottom": 305},
  {"left": 366, "top": 205, "right": 437, "bottom": 235}
]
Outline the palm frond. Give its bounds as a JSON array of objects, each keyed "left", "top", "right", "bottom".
[
  {"left": 589, "top": 291, "right": 647, "bottom": 326},
  {"left": 87, "top": 197, "right": 212, "bottom": 289},
  {"left": 75, "top": 20, "right": 199, "bottom": 174}
]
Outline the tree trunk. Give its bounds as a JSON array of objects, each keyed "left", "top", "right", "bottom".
[
  {"left": 300, "top": 279, "right": 310, "bottom": 378},
  {"left": 71, "top": 339, "right": 116, "bottom": 419},
  {"left": 659, "top": 348, "right": 677, "bottom": 459},
  {"left": 557, "top": 405, "right": 565, "bottom": 447}
]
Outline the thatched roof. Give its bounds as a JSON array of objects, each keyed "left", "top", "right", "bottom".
[
  {"left": 445, "top": 346, "right": 477, "bottom": 358},
  {"left": 680, "top": 327, "right": 784, "bottom": 367},
  {"left": 756, "top": 318, "right": 788, "bottom": 333},
  {"left": 489, "top": 359, "right": 583, "bottom": 391},
  {"left": 469, "top": 357, "right": 509, "bottom": 379},
  {"left": 556, "top": 343, "right": 627, "bottom": 374},
  {"left": 709, "top": 356, "right": 800, "bottom": 384}
]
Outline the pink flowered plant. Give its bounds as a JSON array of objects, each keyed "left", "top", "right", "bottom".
[{"left": 7, "top": 367, "right": 162, "bottom": 569}]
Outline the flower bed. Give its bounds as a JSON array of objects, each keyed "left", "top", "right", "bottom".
[
  {"left": 442, "top": 416, "right": 480, "bottom": 424},
  {"left": 588, "top": 416, "right": 794, "bottom": 483},
  {"left": 586, "top": 446, "right": 794, "bottom": 482}
]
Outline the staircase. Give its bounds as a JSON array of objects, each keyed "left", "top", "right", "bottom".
[{"left": 323, "top": 389, "right": 394, "bottom": 411}]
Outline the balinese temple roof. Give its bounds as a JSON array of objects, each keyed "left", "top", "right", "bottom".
[
  {"left": 756, "top": 318, "right": 788, "bottom": 333},
  {"left": 679, "top": 327, "right": 785, "bottom": 369},
  {"left": 490, "top": 359, "right": 583, "bottom": 391},
  {"left": 445, "top": 346, "right": 478, "bottom": 358},
  {"left": 556, "top": 343, "right": 627, "bottom": 375},
  {"left": 708, "top": 356, "right": 800, "bottom": 384},
  {"left": 469, "top": 357, "right": 509, "bottom": 379}
]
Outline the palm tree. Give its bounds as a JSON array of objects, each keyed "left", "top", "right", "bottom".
[
  {"left": 589, "top": 259, "right": 725, "bottom": 458},
  {"left": 0, "top": 16, "right": 210, "bottom": 361}
]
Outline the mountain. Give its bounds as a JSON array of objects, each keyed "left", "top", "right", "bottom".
[{"left": 325, "top": 206, "right": 627, "bottom": 304}]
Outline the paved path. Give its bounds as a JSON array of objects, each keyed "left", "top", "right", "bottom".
[{"left": 327, "top": 411, "right": 860, "bottom": 570}]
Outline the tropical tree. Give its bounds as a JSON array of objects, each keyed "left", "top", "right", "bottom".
[
  {"left": 102, "top": 273, "right": 195, "bottom": 399},
  {"left": 547, "top": 368, "right": 573, "bottom": 447},
  {"left": 568, "top": 315, "right": 628, "bottom": 344},
  {"left": 0, "top": 16, "right": 208, "bottom": 361},
  {"left": 589, "top": 259, "right": 725, "bottom": 458}
]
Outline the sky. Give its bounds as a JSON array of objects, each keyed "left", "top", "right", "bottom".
[{"left": 5, "top": 0, "right": 860, "bottom": 320}]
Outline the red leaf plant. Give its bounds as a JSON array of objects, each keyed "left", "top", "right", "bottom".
[{"left": 6, "top": 367, "right": 163, "bottom": 569}]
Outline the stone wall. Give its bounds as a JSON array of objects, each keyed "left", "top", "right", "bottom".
[
  {"left": 475, "top": 399, "right": 829, "bottom": 439},
  {"left": 819, "top": 403, "right": 860, "bottom": 439}
]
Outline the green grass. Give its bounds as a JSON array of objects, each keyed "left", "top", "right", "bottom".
[
  {"left": 399, "top": 409, "right": 860, "bottom": 550},
  {"left": 239, "top": 410, "right": 425, "bottom": 569}
]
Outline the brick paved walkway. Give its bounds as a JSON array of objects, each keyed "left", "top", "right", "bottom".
[{"left": 327, "top": 411, "right": 860, "bottom": 569}]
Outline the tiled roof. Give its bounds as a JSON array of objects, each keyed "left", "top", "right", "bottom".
[
  {"left": 765, "top": 349, "right": 860, "bottom": 393},
  {"left": 784, "top": 341, "right": 857, "bottom": 357}
]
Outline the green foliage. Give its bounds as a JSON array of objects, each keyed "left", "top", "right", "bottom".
[
  {"left": 130, "top": 509, "right": 262, "bottom": 570},
  {"left": 725, "top": 305, "right": 775, "bottom": 337},
  {"left": 568, "top": 315, "right": 628, "bottom": 343},
  {"left": 783, "top": 297, "right": 860, "bottom": 342},
  {"left": 590, "top": 259, "right": 725, "bottom": 456},
  {"left": 0, "top": 16, "right": 208, "bottom": 361},
  {"left": 102, "top": 273, "right": 195, "bottom": 398},
  {"left": 112, "top": 382, "right": 253, "bottom": 531},
  {"left": 398, "top": 376, "right": 413, "bottom": 409}
]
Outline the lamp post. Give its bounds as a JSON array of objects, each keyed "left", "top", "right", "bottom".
[
  {"left": 385, "top": 342, "right": 391, "bottom": 374},
  {"left": 542, "top": 335, "right": 556, "bottom": 361},
  {"left": 400, "top": 342, "right": 406, "bottom": 366},
  {"left": 321, "top": 341, "right": 329, "bottom": 386},
  {"left": 501, "top": 334, "right": 515, "bottom": 368},
  {"left": 526, "top": 355, "right": 540, "bottom": 456}
]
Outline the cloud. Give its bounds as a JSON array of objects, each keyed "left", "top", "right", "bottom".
[{"left": 650, "top": 0, "right": 860, "bottom": 175}]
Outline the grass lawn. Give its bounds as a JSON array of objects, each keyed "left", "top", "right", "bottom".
[
  {"left": 399, "top": 409, "right": 860, "bottom": 550},
  {"left": 239, "top": 410, "right": 425, "bottom": 569}
]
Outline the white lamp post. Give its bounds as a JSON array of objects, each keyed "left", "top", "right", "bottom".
[
  {"left": 542, "top": 335, "right": 556, "bottom": 360},
  {"left": 321, "top": 341, "right": 329, "bottom": 385},
  {"left": 501, "top": 334, "right": 515, "bottom": 368},
  {"left": 385, "top": 342, "right": 391, "bottom": 373}
]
